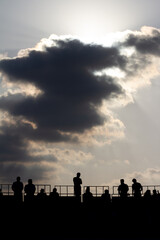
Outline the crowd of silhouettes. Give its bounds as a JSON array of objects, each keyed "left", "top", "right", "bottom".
[
  {"left": 0, "top": 174, "right": 160, "bottom": 239},
  {"left": 0, "top": 174, "right": 160, "bottom": 205},
  {"left": 0, "top": 173, "right": 160, "bottom": 239}
]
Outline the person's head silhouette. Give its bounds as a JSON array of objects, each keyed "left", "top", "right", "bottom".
[
  {"left": 40, "top": 189, "right": 44, "bottom": 194},
  {"left": 28, "top": 179, "right": 32, "bottom": 184},
  {"left": 120, "top": 179, "right": 124, "bottom": 184},
  {"left": 105, "top": 189, "right": 109, "bottom": 195},
  {"left": 77, "top": 172, "right": 81, "bottom": 178},
  {"left": 17, "top": 176, "right": 21, "bottom": 182},
  {"left": 132, "top": 178, "right": 137, "bottom": 183},
  {"left": 86, "top": 186, "right": 90, "bottom": 193},
  {"left": 53, "top": 187, "right": 57, "bottom": 193}
]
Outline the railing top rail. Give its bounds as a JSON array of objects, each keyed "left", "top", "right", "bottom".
[
  {"left": 0, "top": 183, "right": 52, "bottom": 186},
  {"left": 113, "top": 184, "right": 160, "bottom": 187},
  {"left": 0, "top": 184, "right": 13, "bottom": 187},
  {"left": 35, "top": 184, "right": 51, "bottom": 188},
  {"left": 83, "top": 185, "right": 109, "bottom": 187},
  {"left": 142, "top": 185, "right": 160, "bottom": 187},
  {"left": 83, "top": 186, "right": 109, "bottom": 190},
  {"left": 54, "top": 185, "right": 74, "bottom": 187}
]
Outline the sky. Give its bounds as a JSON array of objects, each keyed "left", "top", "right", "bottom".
[{"left": 1, "top": 0, "right": 160, "bottom": 191}]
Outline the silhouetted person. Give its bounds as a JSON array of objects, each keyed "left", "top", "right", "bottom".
[
  {"left": 144, "top": 189, "right": 151, "bottom": 201},
  {"left": 132, "top": 178, "right": 143, "bottom": 198},
  {"left": 12, "top": 176, "right": 23, "bottom": 203},
  {"left": 0, "top": 188, "right": 3, "bottom": 197},
  {"left": 144, "top": 189, "right": 151, "bottom": 197},
  {"left": 50, "top": 187, "right": 59, "bottom": 200},
  {"left": 101, "top": 189, "right": 111, "bottom": 205},
  {"left": 152, "top": 189, "right": 160, "bottom": 200},
  {"left": 0, "top": 188, "right": 3, "bottom": 203},
  {"left": 73, "top": 172, "right": 82, "bottom": 198},
  {"left": 152, "top": 189, "right": 157, "bottom": 197},
  {"left": 0, "top": 189, "right": 3, "bottom": 205},
  {"left": 37, "top": 188, "right": 47, "bottom": 202},
  {"left": 24, "top": 179, "right": 36, "bottom": 201},
  {"left": 83, "top": 186, "right": 93, "bottom": 205},
  {"left": 118, "top": 179, "right": 129, "bottom": 198}
]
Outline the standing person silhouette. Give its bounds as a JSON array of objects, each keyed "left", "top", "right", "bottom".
[
  {"left": 73, "top": 172, "right": 82, "bottom": 199},
  {"left": 118, "top": 179, "right": 129, "bottom": 198},
  {"left": 12, "top": 176, "right": 24, "bottom": 203},
  {"left": 132, "top": 178, "right": 143, "bottom": 198},
  {"left": 24, "top": 179, "right": 36, "bottom": 201}
]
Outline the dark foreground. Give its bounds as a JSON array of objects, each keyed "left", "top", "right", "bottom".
[{"left": 1, "top": 196, "right": 160, "bottom": 240}]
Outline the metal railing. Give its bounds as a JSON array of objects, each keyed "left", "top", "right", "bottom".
[
  {"left": 0, "top": 183, "right": 51, "bottom": 196},
  {"left": 1, "top": 183, "right": 160, "bottom": 197},
  {"left": 34, "top": 184, "right": 51, "bottom": 195},
  {"left": 142, "top": 185, "right": 160, "bottom": 195},
  {"left": 83, "top": 186, "right": 109, "bottom": 197},
  {"left": 0, "top": 184, "right": 13, "bottom": 195},
  {"left": 112, "top": 185, "right": 160, "bottom": 196},
  {"left": 54, "top": 185, "right": 110, "bottom": 197},
  {"left": 54, "top": 185, "right": 74, "bottom": 196}
]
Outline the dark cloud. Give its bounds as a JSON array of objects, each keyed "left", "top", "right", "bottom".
[
  {"left": 0, "top": 38, "right": 127, "bottom": 181},
  {"left": 0, "top": 39, "right": 125, "bottom": 135},
  {"left": 124, "top": 29, "right": 160, "bottom": 56},
  {"left": 0, "top": 122, "right": 58, "bottom": 182},
  {"left": 0, "top": 162, "right": 55, "bottom": 183},
  {"left": 0, "top": 122, "right": 58, "bottom": 162}
]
